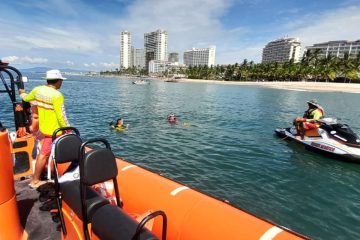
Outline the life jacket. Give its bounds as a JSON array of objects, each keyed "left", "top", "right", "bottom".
[{"left": 303, "top": 107, "right": 325, "bottom": 119}]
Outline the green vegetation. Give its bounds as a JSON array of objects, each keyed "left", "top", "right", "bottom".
[
  {"left": 100, "top": 66, "right": 147, "bottom": 76},
  {"left": 101, "top": 50, "right": 360, "bottom": 83},
  {"left": 184, "top": 50, "right": 360, "bottom": 83}
]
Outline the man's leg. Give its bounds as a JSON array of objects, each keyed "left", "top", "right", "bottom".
[
  {"left": 30, "top": 136, "right": 51, "bottom": 187},
  {"left": 299, "top": 124, "right": 305, "bottom": 139},
  {"left": 31, "top": 153, "right": 49, "bottom": 184}
]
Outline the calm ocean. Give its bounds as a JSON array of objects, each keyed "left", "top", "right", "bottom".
[{"left": 1, "top": 74, "right": 360, "bottom": 239}]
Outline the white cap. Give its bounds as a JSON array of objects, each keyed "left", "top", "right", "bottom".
[{"left": 43, "top": 69, "right": 66, "bottom": 80}]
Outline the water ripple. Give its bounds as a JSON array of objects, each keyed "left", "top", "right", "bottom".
[{"left": 2, "top": 74, "right": 360, "bottom": 240}]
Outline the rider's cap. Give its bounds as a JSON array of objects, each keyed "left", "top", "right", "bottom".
[
  {"left": 43, "top": 69, "right": 66, "bottom": 80},
  {"left": 307, "top": 99, "right": 319, "bottom": 108}
]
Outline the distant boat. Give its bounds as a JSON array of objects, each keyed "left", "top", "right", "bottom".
[
  {"left": 132, "top": 79, "right": 149, "bottom": 85},
  {"left": 165, "top": 78, "right": 179, "bottom": 83}
]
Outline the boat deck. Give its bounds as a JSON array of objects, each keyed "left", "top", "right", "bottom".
[{"left": 15, "top": 178, "right": 60, "bottom": 240}]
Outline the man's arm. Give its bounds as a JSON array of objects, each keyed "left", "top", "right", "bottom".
[
  {"left": 306, "top": 109, "right": 322, "bottom": 122},
  {"left": 19, "top": 88, "right": 35, "bottom": 102}
]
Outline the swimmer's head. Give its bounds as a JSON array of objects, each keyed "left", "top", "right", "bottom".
[
  {"left": 116, "top": 118, "right": 123, "bottom": 126},
  {"left": 167, "top": 114, "right": 177, "bottom": 123}
]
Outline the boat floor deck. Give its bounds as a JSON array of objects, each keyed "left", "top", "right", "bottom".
[{"left": 15, "top": 177, "right": 60, "bottom": 240}]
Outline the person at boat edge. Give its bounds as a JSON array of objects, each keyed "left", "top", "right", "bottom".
[{"left": 19, "top": 69, "right": 70, "bottom": 189}]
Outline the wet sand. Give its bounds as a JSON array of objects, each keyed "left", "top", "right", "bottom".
[{"left": 176, "top": 79, "right": 360, "bottom": 93}]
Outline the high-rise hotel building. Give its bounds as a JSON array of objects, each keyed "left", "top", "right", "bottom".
[
  {"left": 183, "top": 46, "right": 216, "bottom": 67},
  {"left": 262, "top": 38, "right": 301, "bottom": 63},
  {"left": 305, "top": 40, "right": 360, "bottom": 59},
  {"left": 144, "top": 29, "right": 168, "bottom": 70},
  {"left": 120, "top": 31, "right": 132, "bottom": 69},
  {"left": 168, "top": 52, "right": 179, "bottom": 63},
  {"left": 131, "top": 48, "right": 146, "bottom": 69}
]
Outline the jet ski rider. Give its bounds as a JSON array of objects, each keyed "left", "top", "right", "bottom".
[{"left": 294, "top": 99, "right": 325, "bottom": 139}]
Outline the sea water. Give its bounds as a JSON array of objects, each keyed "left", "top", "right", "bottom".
[{"left": 1, "top": 74, "right": 360, "bottom": 240}]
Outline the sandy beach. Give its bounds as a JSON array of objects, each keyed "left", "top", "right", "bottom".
[{"left": 176, "top": 79, "right": 360, "bottom": 93}]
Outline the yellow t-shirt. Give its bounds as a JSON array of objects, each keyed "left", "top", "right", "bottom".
[
  {"left": 21, "top": 85, "right": 69, "bottom": 136},
  {"left": 306, "top": 108, "right": 323, "bottom": 122}
]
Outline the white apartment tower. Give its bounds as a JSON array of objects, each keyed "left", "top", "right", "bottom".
[
  {"left": 305, "top": 40, "right": 360, "bottom": 59},
  {"left": 183, "top": 46, "right": 216, "bottom": 67},
  {"left": 262, "top": 38, "right": 301, "bottom": 63},
  {"left": 144, "top": 29, "right": 168, "bottom": 69},
  {"left": 120, "top": 31, "right": 132, "bottom": 69}
]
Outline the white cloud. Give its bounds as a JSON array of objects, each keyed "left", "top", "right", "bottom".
[
  {"left": 3, "top": 56, "right": 48, "bottom": 64},
  {"left": 83, "top": 62, "right": 98, "bottom": 68},
  {"left": 99, "top": 62, "right": 118, "bottom": 68},
  {"left": 219, "top": 44, "right": 265, "bottom": 64},
  {"left": 65, "top": 60, "right": 75, "bottom": 66},
  {"left": 116, "top": 0, "right": 232, "bottom": 51},
  {"left": 15, "top": 31, "right": 99, "bottom": 52},
  {"left": 83, "top": 62, "right": 118, "bottom": 70},
  {"left": 19, "top": 0, "right": 80, "bottom": 17},
  {"left": 288, "top": 5, "right": 360, "bottom": 48},
  {"left": 2, "top": 0, "right": 360, "bottom": 69},
  {"left": 44, "top": 27, "right": 71, "bottom": 36}
]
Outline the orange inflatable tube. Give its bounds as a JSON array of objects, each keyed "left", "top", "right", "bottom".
[
  {"left": 61, "top": 201, "right": 87, "bottom": 240},
  {"left": 115, "top": 159, "right": 307, "bottom": 240},
  {"left": 60, "top": 156, "right": 307, "bottom": 240},
  {"left": 0, "top": 131, "right": 27, "bottom": 240}
]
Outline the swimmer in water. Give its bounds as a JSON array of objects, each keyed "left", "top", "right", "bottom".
[
  {"left": 167, "top": 114, "right": 177, "bottom": 124},
  {"left": 110, "top": 118, "right": 129, "bottom": 131}
]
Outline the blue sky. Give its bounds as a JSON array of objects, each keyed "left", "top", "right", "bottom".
[{"left": 1, "top": 0, "right": 360, "bottom": 70}]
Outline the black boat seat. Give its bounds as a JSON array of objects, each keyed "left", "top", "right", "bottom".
[
  {"left": 92, "top": 204, "right": 158, "bottom": 240},
  {"left": 80, "top": 140, "right": 166, "bottom": 239},
  {"left": 54, "top": 133, "right": 82, "bottom": 164},
  {"left": 61, "top": 180, "right": 109, "bottom": 221},
  {"left": 51, "top": 128, "right": 82, "bottom": 235}
]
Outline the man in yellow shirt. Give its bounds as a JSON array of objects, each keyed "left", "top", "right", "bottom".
[
  {"left": 295, "top": 99, "right": 325, "bottom": 139},
  {"left": 19, "top": 69, "right": 70, "bottom": 188}
]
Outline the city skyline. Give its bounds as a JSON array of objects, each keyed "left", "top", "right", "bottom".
[{"left": 1, "top": 0, "right": 360, "bottom": 70}]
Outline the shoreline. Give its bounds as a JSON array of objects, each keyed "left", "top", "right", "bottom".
[{"left": 175, "top": 79, "right": 360, "bottom": 93}]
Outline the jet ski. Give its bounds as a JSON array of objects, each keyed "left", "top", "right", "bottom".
[{"left": 275, "top": 118, "right": 360, "bottom": 163}]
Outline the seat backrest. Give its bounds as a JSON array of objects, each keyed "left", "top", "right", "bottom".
[
  {"left": 51, "top": 127, "right": 81, "bottom": 236},
  {"left": 54, "top": 134, "right": 82, "bottom": 164},
  {"left": 81, "top": 148, "right": 118, "bottom": 186},
  {"left": 79, "top": 138, "right": 121, "bottom": 240}
]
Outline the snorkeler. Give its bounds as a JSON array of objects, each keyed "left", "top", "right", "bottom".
[
  {"left": 167, "top": 114, "right": 177, "bottom": 124},
  {"left": 110, "top": 118, "right": 129, "bottom": 131}
]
